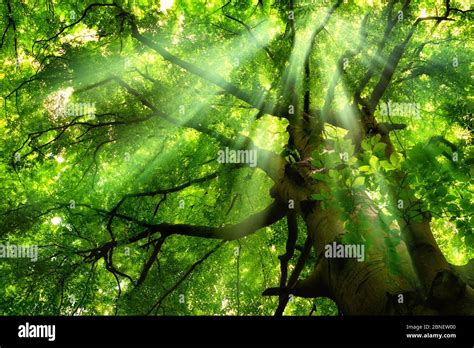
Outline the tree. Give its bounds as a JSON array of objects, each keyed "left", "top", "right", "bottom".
[{"left": 0, "top": 0, "right": 472, "bottom": 315}]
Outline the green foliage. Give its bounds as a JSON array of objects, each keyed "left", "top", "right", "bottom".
[{"left": 0, "top": 0, "right": 472, "bottom": 316}]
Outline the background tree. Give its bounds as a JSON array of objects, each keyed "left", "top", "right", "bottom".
[{"left": 0, "top": 0, "right": 472, "bottom": 315}]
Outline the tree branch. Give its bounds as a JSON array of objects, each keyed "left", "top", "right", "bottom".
[
  {"left": 367, "top": 13, "right": 454, "bottom": 113},
  {"left": 354, "top": 0, "right": 408, "bottom": 107},
  {"left": 127, "top": 17, "right": 284, "bottom": 118},
  {"left": 31, "top": 3, "right": 123, "bottom": 56},
  {"left": 76, "top": 200, "right": 287, "bottom": 246},
  {"left": 74, "top": 76, "right": 286, "bottom": 182},
  {"left": 322, "top": 14, "right": 368, "bottom": 120},
  {"left": 275, "top": 212, "right": 298, "bottom": 315},
  {"left": 224, "top": 14, "right": 274, "bottom": 60},
  {"left": 146, "top": 241, "right": 224, "bottom": 315},
  {"left": 136, "top": 236, "right": 166, "bottom": 287},
  {"left": 302, "top": 0, "right": 343, "bottom": 115}
]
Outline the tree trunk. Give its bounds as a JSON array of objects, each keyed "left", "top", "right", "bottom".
[{"left": 270, "top": 118, "right": 474, "bottom": 315}]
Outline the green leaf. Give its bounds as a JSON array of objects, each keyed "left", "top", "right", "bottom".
[
  {"left": 312, "top": 193, "right": 325, "bottom": 200},
  {"left": 352, "top": 176, "right": 365, "bottom": 188},
  {"left": 380, "top": 160, "right": 395, "bottom": 171},
  {"left": 313, "top": 172, "right": 326, "bottom": 181},
  {"left": 445, "top": 195, "right": 457, "bottom": 202},
  {"left": 328, "top": 169, "right": 337, "bottom": 178},
  {"left": 347, "top": 156, "right": 358, "bottom": 165},
  {"left": 373, "top": 142, "right": 387, "bottom": 154},
  {"left": 369, "top": 156, "right": 379, "bottom": 169},
  {"left": 435, "top": 186, "right": 448, "bottom": 197},
  {"left": 447, "top": 204, "right": 458, "bottom": 212},
  {"left": 361, "top": 140, "right": 371, "bottom": 151},
  {"left": 460, "top": 199, "right": 471, "bottom": 210},
  {"left": 390, "top": 153, "right": 400, "bottom": 167},
  {"left": 371, "top": 134, "right": 382, "bottom": 146}
]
